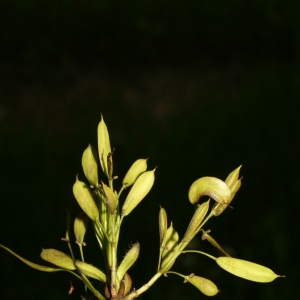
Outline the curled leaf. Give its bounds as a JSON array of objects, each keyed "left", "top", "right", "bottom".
[{"left": 188, "top": 176, "right": 231, "bottom": 205}]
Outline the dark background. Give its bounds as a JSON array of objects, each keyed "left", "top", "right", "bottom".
[{"left": 0, "top": 0, "right": 298, "bottom": 299}]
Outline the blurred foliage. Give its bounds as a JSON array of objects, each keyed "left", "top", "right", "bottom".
[{"left": 0, "top": 0, "right": 299, "bottom": 299}]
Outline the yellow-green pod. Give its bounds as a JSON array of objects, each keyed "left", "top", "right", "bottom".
[
  {"left": 101, "top": 181, "right": 117, "bottom": 214},
  {"left": 75, "top": 260, "right": 106, "bottom": 282},
  {"left": 225, "top": 165, "right": 242, "bottom": 190},
  {"left": 82, "top": 144, "right": 98, "bottom": 186},
  {"left": 188, "top": 176, "right": 231, "bottom": 205},
  {"left": 73, "top": 176, "right": 99, "bottom": 220},
  {"left": 186, "top": 274, "right": 219, "bottom": 296},
  {"left": 122, "top": 273, "right": 132, "bottom": 297},
  {"left": 182, "top": 200, "right": 210, "bottom": 242},
  {"left": 117, "top": 243, "right": 140, "bottom": 282},
  {"left": 159, "top": 206, "right": 168, "bottom": 246},
  {"left": 40, "top": 249, "right": 76, "bottom": 270},
  {"left": 216, "top": 257, "right": 282, "bottom": 282},
  {"left": 121, "top": 169, "right": 156, "bottom": 216},
  {"left": 97, "top": 114, "right": 111, "bottom": 177},
  {"left": 160, "top": 223, "right": 179, "bottom": 272},
  {"left": 122, "top": 158, "right": 148, "bottom": 187},
  {"left": 74, "top": 212, "right": 89, "bottom": 244}
]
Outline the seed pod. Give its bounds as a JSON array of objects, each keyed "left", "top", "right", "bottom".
[
  {"left": 188, "top": 176, "right": 231, "bottom": 205},
  {"left": 185, "top": 274, "right": 219, "bottom": 296},
  {"left": 40, "top": 249, "right": 76, "bottom": 270},
  {"left": 160, "top": 223, "right": 179, "bottom": 271},
  {"left": 182, "top": 200, "right": 210, "bottom": 242},
  {"left": 101, "top": 181, "right": 117, "bottom": 214},
  {"left": 159, "top": 206, "right": 168, "bottom": 246},
  {"left": 97, "top": 114, "right": 111, "bottom": 177},
  {"left": 122, "top": 158, "right": 148, "bottom": 187},
  {"left": 75, "top": 260, "right": 106, "bottom": 282},
  {"left": 216, "top": 257, "right": 282, "bottom": 282},
  {"left": 73, "top": 176, "right": 99, "bottom": 221},
  {"left": 121, "top": 169, "right": 156, "bottom": 216},
  {"left": 117, "top": 243, "right": 140, "bottom": 282},
  {"left": 74, "top": 212, "right": 89, "bottom": 244},
  {"left": 82, "top": 144, "right": 98, "bottom": 186},
  {"left": 122, "top": 273, "right": 132, "bottom": 297}
]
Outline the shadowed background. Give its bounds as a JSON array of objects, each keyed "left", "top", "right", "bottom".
[{"left": 0, "top": 0, "right": 299, "bottom": 299}]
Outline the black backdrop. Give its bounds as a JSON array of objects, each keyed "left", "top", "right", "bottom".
[{"left": 0, "top": 1, "right": 298, "bottom": 299}]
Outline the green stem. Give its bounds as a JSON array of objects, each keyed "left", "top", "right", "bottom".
[
  {"left": 181, "top": 250, "right": 216, "bottom": 260},
  {"left": 124, "top": 272, "right": 163, "bottom": 299}
]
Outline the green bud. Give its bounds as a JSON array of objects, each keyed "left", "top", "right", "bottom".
[
  {"left": 75, "top": 260, "right": 106, "bottom": 282},
  {"left": 74, "top": 212, "right": 89, "bottom": 245},
  {"left": 159, "top": 206, "right": 168, "bottom": 246},
  {"left": 97, "top": 114, "right": 111, "bottom": 177},
  {"left": 182, "top": 200, "right": 210, "bottom": 242},
  {"left": 122, "top": 158, "right": 148, "bottom": 187},
  {"left": 160, "top": 223, "right": 179, "bottom": 272},
  {"left": 185, "top": 274, "right": 219, "bottom": 296},
  {"left": 188, "top": 176, "right": 231, "bottom": 205},
  {"left": 121, "top": 169, "right": 156, "bottom": 216},
  {"left": 82, "top": 144, "right": 98, "bottom": 186},
  {"left": 216, "top": 257, "right": 283, "bottom": 282},
  {"left": 73, "top": 176, "right": 99, "bottom": 221},
  {"left": 122, "top": 273, "right": 132, "bottom": 297},
  {"left": 212, "top": 166, "right": 242, "bottom": 216},
  {"left": 40, "top": 249, "right": 76, "bottom": 270},
  {"left": 117, "top": 243, "right": 140, "bottom": 282},
  {"left": 101, "top": 181, "right": 117, "bottom": 214}
]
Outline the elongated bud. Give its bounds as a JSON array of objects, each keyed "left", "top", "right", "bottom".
[
  {"left": 101, "top": 181, "right": 117, "bottom": 214},
  {"left": 216, "top": 257, "right": 283, "bottom": 282},
  {"left": 122, "top": 169, "right": 156, "bottom": 216},
  {"left": 75, "top": 260, "right": 106, "bottom": 282},
  {"left": 188, "top": 176, "right": 231, "bottom": 205},
  {"left": 40, "top": 249, "right": 76, "bottom": 270},
  {"left": 122, "top": 158, "right": 148, "bottom": 187},
  {"left": 159, "top": 206, "right": 168, "bottom": 245},
  {"left": 82, "top": 144, "right": 98, "bottom": 186},
  {"left": 160, "top": 223, "right": 179, "bottom": 271},
  {"left": 117, "top": 243, "right": 140, "bottom": 282},
  {"left": 182, "top": 200, "right": 210, "bottom": 242},
  {"left": 74, "top": 212, "right": 89, "bottom": 244},
  {"left": 97, "top": 114, "right": 111, "bottom": 177},
  {"left": 202, "top": 230, "right": 231, "bottom": 257},
  {"left": 212, "top": 166, "right": 242, "bottom": 216},
  {"left": 122, "top": 273, "right": 132, "bottom": 297},
  {"left": 73, "top": 176, "right": 99, "bottom": 220},
  {"left": 185, "top": 274, "right": 219, "bottom": 296}
]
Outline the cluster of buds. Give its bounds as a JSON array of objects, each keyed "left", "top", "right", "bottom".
[{"left": 0, "top": 115, "right": 284, "bottom": 299}]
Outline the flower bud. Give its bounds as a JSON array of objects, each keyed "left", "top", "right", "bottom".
[
  {"left": 182, "top": 200, "right": 210, "bottom": 242},
  {"left": 40, "top": 249, "right": 75, "bottom": 270},
  {"left": 188, "top": 177, "right": 231, "bottom": 205},
  {"left": 185, "top": 274, "right": 219, "bottom": 296},
  {"left": 82, "top": 144, "right": 98, "bottom": 186},
  {"left": 73, "top": 176, "right": 99, "bottom": 220},
  {"left": 117, "top": 243, "right": 140, "bottom": 282},
  {"left": 122, "top": 158, "right": 148, "bottom": 187},
  {"left": 121, "top": 169, "right": 156, "bottom": 216},
  {"left": 216, "top": 257, "right": 283, "bottom": 282},
  {"left": 160, "top": 223, "right": 179, "bottom": 272},
  {"left": 75, "top": 260, "right": 106, "bottom": 282},
  {"left": 101, "top": 181, "right": 117, "bottom": 214},
  {"left": 74, "top": 212, "right": 89, "bottom": 244},
  {"left": 97, "top": 114, "right": 111, "bottom": 177},
  {"left": 159, "top": 206, "right": 168, "bottom": 246}
]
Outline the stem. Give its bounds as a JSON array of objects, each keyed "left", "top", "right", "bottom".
[
  {"left": 124, "top": 272, "right": 163, "bottom": 299},
  {"left": 181, "top": 250, "right": 216, "bottom": 260}
]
